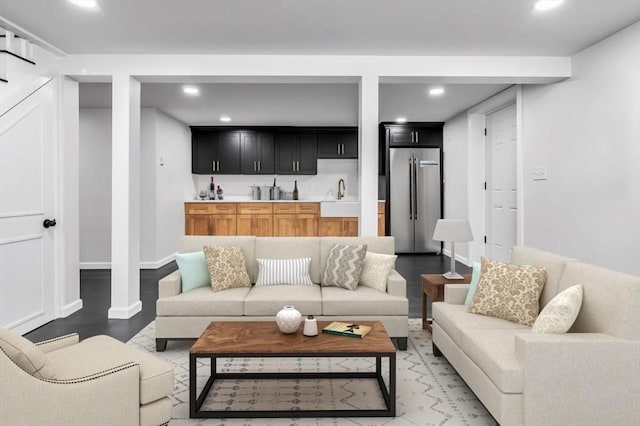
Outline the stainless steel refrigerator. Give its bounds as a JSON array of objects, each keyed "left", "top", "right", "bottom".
[{"left": 389, "top": 147, "right": 441, "bottom": 253}]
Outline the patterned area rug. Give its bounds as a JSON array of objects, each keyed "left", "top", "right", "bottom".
[{"left": 127, "top": 319, "right": 496, "bottom": 426}]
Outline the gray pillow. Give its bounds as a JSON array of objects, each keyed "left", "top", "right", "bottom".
[{"left": 321, "top": 244, "right": 367, "bottom": 291}]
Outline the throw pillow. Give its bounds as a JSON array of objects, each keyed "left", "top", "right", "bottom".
[
  {"left": 468, "top": 257, "right": 547, "bottom": 326},
  {"left": 255, "top": 258, "right": 314, "bottom": 286},
  {"left": 464, "top": 261, "right": 482, "bottom": 305},
  {"left": 321, "top": 244, "right": 368, "bottom": 291},
  {"left": 532, "top": 285, "right": 583, "bottom": 333},
  {"left": 359, "top": 251, "right": 397, "bottom": 293},
  {"left": 175, "top": 251, "right": 210, "bottom": 292},
  {"left": 0, "top": 328, "right": 55, "bottom": 379},
  {"left": 203, "top": 246, "right": 251, "bottom": 292}
]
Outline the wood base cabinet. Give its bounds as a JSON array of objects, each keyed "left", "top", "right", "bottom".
[
  {"left": 273, "top": 203, "right": 318, "bottom": 236},
  {"left": 318, "top": 217, "right": 358, "bottom": 236},
  {"left": 378, "top": 201, "right": 385, "bottom": 236},
  {"left": 185, "top": 203, "right": 237, "bottom": 236},
  {"left": 236, "top": 204, "right": 273, "bottom": 237}
]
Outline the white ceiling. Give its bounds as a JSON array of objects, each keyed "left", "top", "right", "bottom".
[
  {"left": 2, "top": 0, "right": 639, "bottom": 56},
  {"left": 79, "top": 82, "right": 511, "bottom": 125},
  {"left": 9, "top": 0, "right": 637, "bottom": 124}
]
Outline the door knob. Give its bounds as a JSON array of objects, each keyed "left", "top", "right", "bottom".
[{"left": 43, "top": 218, "right": 57, "bottom": 229}]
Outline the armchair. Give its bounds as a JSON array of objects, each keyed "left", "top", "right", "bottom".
[{"left": 1, "top": 328, "right": 173, "bottom": 426}]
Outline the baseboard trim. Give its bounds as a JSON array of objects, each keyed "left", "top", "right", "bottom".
[
  {"left": 108, "top": 301, "right": 142, "bottom": 319},
  {"left": 60, "top": 299, "right": 83, "bottom": 317},
  {"left": 80, "top": 254, "right": 175, "bottom": 270}
]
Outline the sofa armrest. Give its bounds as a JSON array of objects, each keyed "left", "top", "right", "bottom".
[
  {"left": 159, "top": 269, "right": 182, "bottom": 298},
  {"left": 35, "top": 333, "right": 79, "bottom": 353},
  {"left": 515, "top": 333, "right": 640, "bottom": 426},
  {"left": 386, "top": 269, "right": 406, "bottom": 298},
  {"left": 1, "top": 358, "right": 140, "bottom": 425},
  {"left": 444, "top": 284, "right": 470, "bottom": 305}
]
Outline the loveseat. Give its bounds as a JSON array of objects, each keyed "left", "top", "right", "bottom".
[
  {"left": 156, "top": 236, "right": 408, "bottom": 351},
  {"left": 432, "top": 246, "right": 640, "bottom": 426}
]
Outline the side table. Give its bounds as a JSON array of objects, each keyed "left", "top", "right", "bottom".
[{"left": 421, "top": 274, "right": 472, "bottom": 332}]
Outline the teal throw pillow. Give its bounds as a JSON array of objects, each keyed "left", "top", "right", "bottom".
[
  {"left": 176, "top": 251, "right": 210, "bottom": 292},
  {"left": 464, "top": 261, "right": 482, "bottom": 305}
]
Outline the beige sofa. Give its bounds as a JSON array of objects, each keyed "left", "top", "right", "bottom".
[
  {"left": 156, "top": 236, "right": 408, "bottom": 351},
  {"left": 432, "top": 246, "right": 640, "bottom": 426}
]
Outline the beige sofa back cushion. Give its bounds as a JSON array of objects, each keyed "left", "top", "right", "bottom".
[
  {"left": 255, "top": 237, "right": 321, "bottom": 283},
  {"left": 511, "top": 246, "right": 575, "bottom": 307},
  {"left": 320, "top": 237, "right": 395, "bottom": 274},
  {"left": 180, "top": 236, "right": 257, "bottom": 281},
  {"left": 559, "top": 262, "right": 640, "bottom": 340},
  {"left": 0, "top": 328, "right": 55, "bottom": 379}
]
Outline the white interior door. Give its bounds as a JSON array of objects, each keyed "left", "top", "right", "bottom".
[
  {"left": 0, "top": 81, "right": 57, "bottom": 334},
  {"left": 486, "top": 104, "right": 517, "bottom": 262}
]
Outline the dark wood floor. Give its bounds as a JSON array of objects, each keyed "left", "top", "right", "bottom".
[{"left": 25, "top": 254, "right": 470, "bottom": 343}]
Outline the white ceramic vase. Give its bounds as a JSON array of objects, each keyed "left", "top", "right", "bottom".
[{"left": 276, "top": 305, "right": 302, "bottom": 334}]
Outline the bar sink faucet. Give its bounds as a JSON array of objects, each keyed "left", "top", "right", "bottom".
[{"left": 337, "top": 179, "right": 345, "bottom": 200}]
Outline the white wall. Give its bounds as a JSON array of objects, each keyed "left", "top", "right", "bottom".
[
  {"left": 154, "top": 109, "right": 193, "bottom": 265},
  {"left": 521, "top": 22, "right": 640, "bottom": 275},
  {"left": 79, "top": 107, "right": 192, "bottom": 267},
  {"left": 442, "top": 112, "right": 470, "bottom": 263},
  {"left": 79, "top": 108, "right": 112, "bottom": 265}
]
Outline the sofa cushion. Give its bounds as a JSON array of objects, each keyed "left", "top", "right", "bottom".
[
  {"left": 511, "top": 246, "right": 575, "bottom": 308},
  {"left": 255, "top": 257, "right": 314, "bottom": 286},
  {"left": 468, "top": 257, "right": 547, "bottom": 326},
  {"left": 321, "top": 286, "right": 408, "bottom": 316},
  {"left": 0, "top": 328, "right": 55, "bottom": 379},
  {"left": 460, "top": 328, "right": 528, "bottom": 394},
  {"left": 532, "top": 284, "right": 583, "bottom": 334},
  {"left": 243, "top": 284, "right": 322, "bottom": 316},
  {"left": 433, "top": 303, "right": 530, "bottom": 347},
  {"left": 46, "top": 335, "right": 173, "bottom": 405},
  {"left": 321, "top": 244, "right": 367, "bottom": 290},
  {"left": 359, "top": 251, "right": 397, "bottom": 293},
  {"left": 204, "top": 246, "right": 251, "bottom": 292},
  {"left": 156, "top": 286, "right": 250, "bottom": 316},
  {"left": 175, "top": 251, "right": 210, "bottom": 292},
  {"left": 255, "top": 237, "right": 321, "bottom": 283}
]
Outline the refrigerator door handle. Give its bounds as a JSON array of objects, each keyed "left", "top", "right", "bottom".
[
  {"left": 415, "top": 157, "right": 419, "bottom": 219},
  {"left": 408, "top": 158, "right": 413, "bottom": 219}
]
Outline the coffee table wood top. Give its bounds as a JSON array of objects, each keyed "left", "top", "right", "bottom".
[{"left": 190, "top": 321, "right": 396, "bottom": 355}]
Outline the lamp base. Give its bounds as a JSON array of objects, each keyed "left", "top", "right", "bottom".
[{"left": 442, "top": 271, "right": 465, "bottom": 280}]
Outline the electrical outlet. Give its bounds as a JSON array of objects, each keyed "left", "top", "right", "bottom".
[{"left": 533, "top": 166, "right": 547, "bottom": 180}]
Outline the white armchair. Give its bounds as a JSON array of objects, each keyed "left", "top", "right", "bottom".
[{"left": 1, "top": 328, "right": 173, "bottom": 426}]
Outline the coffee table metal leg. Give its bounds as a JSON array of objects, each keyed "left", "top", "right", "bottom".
[
  {"left": 189, "top": 354, "right": 196, "bottom": 417},
  {"left": 389, "top": 353, "right": 396, "bottom": 416}
]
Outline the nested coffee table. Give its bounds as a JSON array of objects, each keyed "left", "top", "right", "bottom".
[{"left": 189, "top": 320, "right": 396, "bottom": 418}]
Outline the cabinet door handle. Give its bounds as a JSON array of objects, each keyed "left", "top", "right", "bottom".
[
  {"left": 217, "top": 161, "right": 220, "bottom": 171},
  {"left": 342, "top": 143, "right": 345, "bottom": 155},
  {"left": 258, "top": 161, "right": 261, "bottom": 172},
  {"left": 253, "top": 161, "right": 256, "bottom": 171},
  {"left": 292, "top": 160, "right": 296, "bottom": 172},
  {"left": 416, "top": 132, "right": 419, "bottom": 143},
  {"left": 337, "top": 144, "right": 340, "bottom": 155},
  {"left": 411, "top": 132, "right": 414, "bottom": 143},
  {"left": 212, "top": 160, "right": 216, "bottom": 171},
  {"left": 297, "top": 161, "right": 300, "bottom": 172}
]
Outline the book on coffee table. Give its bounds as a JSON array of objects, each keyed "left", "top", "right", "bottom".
[{"left": 322, "top": 321, "right": 372, "bottom": 339}]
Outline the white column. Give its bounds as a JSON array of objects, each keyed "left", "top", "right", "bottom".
[
  {"left": 358, "top": 74, "right": 379, "bottom": 236},
  {"left": 109, "top": 74, "right": 142, "bottom": 319}
]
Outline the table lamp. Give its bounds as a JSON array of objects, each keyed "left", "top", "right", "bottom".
[{"left": 432, "top": 219, "right": 473, "bottom": 279}]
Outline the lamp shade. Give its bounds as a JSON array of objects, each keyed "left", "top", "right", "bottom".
[{"left": 432, "top": 219, "right": 473, "bottom": 242}]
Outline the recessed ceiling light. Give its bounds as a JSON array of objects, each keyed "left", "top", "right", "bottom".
[
  {"left": 220, "top": 116, "right": 232, "bottom": 122},
  {"left": 429, "top": 87, "right": 445, "bottom": 97},
  {"left": 396, "top": 117, "right": 407, "bottom": 123},
  {"left": 68, "top": 0, "right": 100, "bottom": 10},
  {"left": 183, "top": 86, "right": 199, "bottom": 96},
  {"left": 533, "top": 0, "right": 564, "bottom": 12}
]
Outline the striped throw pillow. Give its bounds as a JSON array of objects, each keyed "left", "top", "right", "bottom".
[{"left": 255, "top": 258, "right": 314, "bottom": 286}]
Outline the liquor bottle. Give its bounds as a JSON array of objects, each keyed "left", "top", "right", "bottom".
[
  {"left": 292, "top": 180, "right": 299, "bottom": 200},
  {"left": 216, "top": 185, "right": 224, "bottom": 200},
  {"left": 209, "top": 176, "right": 216, "bottom": 200}
]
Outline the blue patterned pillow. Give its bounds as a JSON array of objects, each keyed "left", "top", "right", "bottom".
[{"left": 321, "top": 244, "right": 367, "bottom": 291}]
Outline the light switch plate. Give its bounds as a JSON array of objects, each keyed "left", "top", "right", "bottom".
[{"left": 533, "top": 166, "right": 547, "bottom": 180}]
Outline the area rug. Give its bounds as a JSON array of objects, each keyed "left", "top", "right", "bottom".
[{"left": 127, "top": 319, "right": 496, "bottom": 426}]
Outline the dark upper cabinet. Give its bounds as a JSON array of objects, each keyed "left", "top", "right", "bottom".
[
  {"left": 317, "top": 130, "right": 358, "bottom": 159},
  {"left": 191, "top": 129, "right": 242, "bottom": 174},
  {"left": 275, "top": 133, "right": 317, "bottom": 175},
  {"left": 241, "top": 131, "right": 275, "bottom": 174},
  {"left": 387, "top": 123, "right": 444, "bottom": 147}
]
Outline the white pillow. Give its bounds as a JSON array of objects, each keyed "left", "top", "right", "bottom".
[
  {"left": 255, "top": 258, "right": 314, "bottom": 286},
  {"left": 532, "top": 285, "right": 583, "bottom": 334},
  {"left": 359, "top": 252, "right": 398, "bottom": 293}
]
